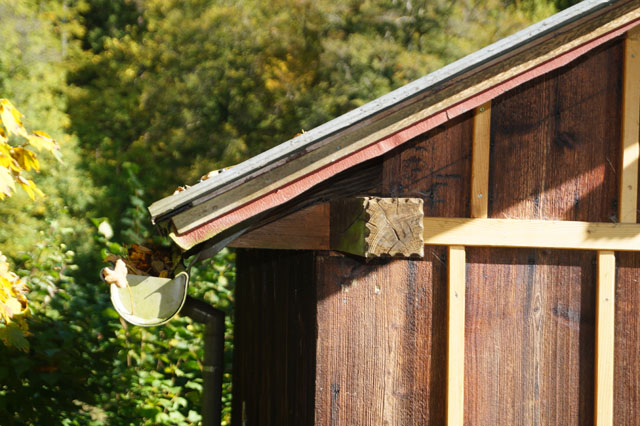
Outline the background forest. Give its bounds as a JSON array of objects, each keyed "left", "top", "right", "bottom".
[{"left": 0, "top": 0, "right": 579, "bottom": 424}]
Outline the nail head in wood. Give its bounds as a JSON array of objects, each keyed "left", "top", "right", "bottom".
[{"left": 330, "top": 197, "right": 424, "bottom": 259}]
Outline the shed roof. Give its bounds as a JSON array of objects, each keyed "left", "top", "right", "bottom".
[{"left": 148, "top": 0, "right": 640, "bottom": 251}]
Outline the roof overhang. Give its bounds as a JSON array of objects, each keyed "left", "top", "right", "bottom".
[{"left": 148, "top": 0, "right": 640, "bottom": 250}]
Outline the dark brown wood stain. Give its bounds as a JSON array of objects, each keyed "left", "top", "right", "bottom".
[
  {"left": 232, "top": 249, "right": 317, "bottom": 425},
  {"left": 489, "top": 38, "right": 622, "bottom": 222},
  {"left": 230, "top": 37, "right": 633, "bottom": 425},
  {"left": 462, "top": 38, "right": 623, "bottom": 425},
  {"left": 465, "top": 248, "right": 595, "bottom": 425},
  {"left": 614, "top": 252, "right": 640, "bottom": 424},
  {"left": 381, "top": 112, "right": 473, "bottom": 218},
  {"left": 314, "top": 254, "right": 447, "bottom": 425}
]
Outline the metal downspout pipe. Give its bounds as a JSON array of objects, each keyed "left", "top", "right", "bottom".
[{"left": 181, "top": 296, "right": 225, "bottom": 426}]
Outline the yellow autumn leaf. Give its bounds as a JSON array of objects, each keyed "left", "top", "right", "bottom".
[
  {"left": 0, "top": 142, "right": 10, "bottom": 158},
  {"left": 0, "top": 144, "right": 17, "bottom": 171},
  {"left": 0, "top": 276, "right": 11, "bottom": 296},
  {"left": 4, "top": 297, "right": 23, "bottom": 318},
  {"left": 0, "top": 99, "right": 28, "bottom": 138},
  {"left": 0, "top": 152, "right": 10, "bottom": 169},
  {"left": 0, "top": 292, "right": 26, "bottom": 324},
  {"left": 18, "top": 177, "right": 44, "bottom": 200},
  {"left": 0, "top": 166, "right": 15, "bottom": 197},
  {"left": 26, "top": 130, "right": 59, "bottom": 153},
  {"left": 12, "top": 147, "right": 39, "bottom": 172},
  {"left": 0, "top": 301, "right": 12, "bottom": 323}
]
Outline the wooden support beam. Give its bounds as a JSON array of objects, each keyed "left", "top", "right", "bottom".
[
  {"left": 471, "top": 102, "right": 491, "bottom": 218},
  {"left": 229, "top": 214, "right": 640, "bottom": 253},
  {"left": 619, "top": 27, "right": 640, "bottom": 223},
  {"left": 228, "top": 203, "right": 330, "bottom": 250},
  {"left": 595, "top": 250, "right": 615, "bottom": 426},
  {"left": 330, "top": 197, "right": 424, "bottom": 259},
  {"left": 423, "top": 217, "right": 640, "bottom": 251},
  {"left": 447, "top": 246, "right": 465, "bottom": 426}
]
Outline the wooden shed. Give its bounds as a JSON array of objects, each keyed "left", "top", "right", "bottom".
[{"left": 149, "top": 1, "right": 640, "bottom": 424}]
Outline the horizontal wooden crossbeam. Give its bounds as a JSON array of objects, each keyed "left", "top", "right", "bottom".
[
  {"left": 229, "top": 203, "right": 330, "bottom": 251},
  {"left": 230, "top": 206, "right": 640, "bottom": 253},
  {"left": 424, "top": 217, "right": 640, "bottom": 251}
]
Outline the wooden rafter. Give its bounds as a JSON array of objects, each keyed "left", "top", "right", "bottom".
[{"left": 226, "top": 210, "right": 640, "bottom": 253}]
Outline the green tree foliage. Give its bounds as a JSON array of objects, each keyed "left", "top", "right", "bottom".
[
  {"left": 68, "top": 0, "right": 560, "bottom": 236},
  {"left": 0, "top": 0, "right": 96, "bottom": 260},
  {"left": 0, "top": 98, "right": 62, "bottom": 351}
]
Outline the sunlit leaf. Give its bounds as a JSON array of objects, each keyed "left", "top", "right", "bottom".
[
  {"left": 0, "top": 302, "right": 11, "bottom": 324},
  {"left": 26, "top": 130, "right": 59, "bottom": 154},
  {"left": 0, "top": 142, "right": 10, "bottom": 158},
  {"left": 0, "top": 322, "right": 29, "bottom": 352},
  {"left": 18, "top": 178, "right": 44, "bottom": 200},
  {"left": 0, "top": 166, "right": 15, "bottom": 197},
  {"left": 12, "top": 147, "right": 39, "bottom": 172},
  {"left": 0, "top": 99, "right": 28, "bottom": 138},
  {"left": 0, "top": 154, "right": 10, "bottom": 169},
  {"left": 98, "top": 221, "right": 114, "bottom": 239},
  {"left": 4, "top": 298, "right": 22, "bottom": 319}
]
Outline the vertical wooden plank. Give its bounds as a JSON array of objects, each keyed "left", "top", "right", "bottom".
[
  {"left": 467, "top": 39, "right": 621, "bottom": 425},
  {"left": 447, "top": 246, "right": 465, "bottom": 426},
  {"left": 381, "top": 112, "right": 473, "bottom": 218},
  {"left": 465, "top": 248, "right": 595, "bottom": 425},
  {"left": 613, "top": 252, "right": 640, "bottom": 424},
  {"left": 471, "top": 102, "right": 491, "bottom": 218},
  {"left": 489, "top": 39, "right": 621, "bottom": 223},
  {"left": 595, "top": 250, "right": 615, "bottom": 426},
  {"left": 315, "top": 255, "right": 447, "bottom": 424},
  {"left": 620, "top": 27, "right": 640, "bottom": 223}
]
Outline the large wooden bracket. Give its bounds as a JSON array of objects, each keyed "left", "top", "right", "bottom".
[
  {"left": 330, "top": 197, "right": 424, "bottom": 259},
  {"left": 228, "top": 198, "right": 425, "bottom": 259}
]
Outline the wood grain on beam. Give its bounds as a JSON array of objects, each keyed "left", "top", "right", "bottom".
[
  {"left": 595, "top": 250, "right": 615, "bottom": 426},
  {"left": 228, "top": 203, "right": 330, "bottom": 250},
  {"left": 471, "top": 102, "right": 491, "bottom": 218},
  {"left": 620, "top": 26, "right": 640, "bottom": 223},
  {"left": 423, "top": 217, "right": 640, "bottom": 251},
  {"left": 447, "top": 246, "right": 465, "bottom": 426},
  {"left": 331, "top": 197, "right": 424, "bottom": 259}
]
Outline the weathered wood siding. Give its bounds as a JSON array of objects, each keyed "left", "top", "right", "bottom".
[
  {"left": 460, "top": 38, "right": 623, "bottom": 424},
  {"left": 232, "top": 37, "right": 636, "bottom": 425},
  {"left": 615, "top": 253, "right": 640, "bottom": 424},
  {"left": 232, "top": 250, "right": 317, "bottom": 425},
  {"left": 315, "top": 254, "right": 447, "bottom": 424}
]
